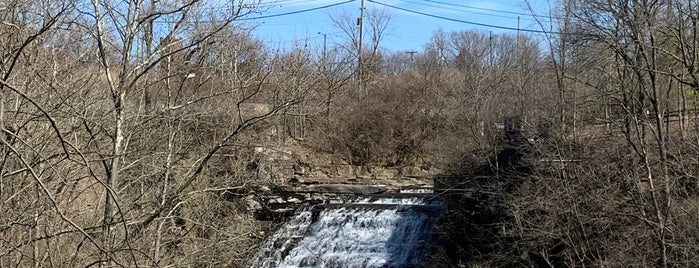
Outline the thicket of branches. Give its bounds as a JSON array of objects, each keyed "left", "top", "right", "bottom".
[
  {"left": 1, "top": 0, "right": 699, "bottom": 267},
  {"left": 425, "top": 0, "right": 699, "bottom": 267},
  {"left": 0, "top": 1, "right": 307, "bottom": 266}
]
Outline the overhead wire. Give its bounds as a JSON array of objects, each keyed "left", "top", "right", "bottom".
[
  {"left": 256, "top": 20, "right": 331, "bottom": 27},
  {"left": 418, "top": 0, "right": 561, "bottom": 21},
  {"left": 198, "top": 0, "right": 329, "bottom": 11},
  {"left": 367, "top": 0, "right": 562, "bottom": 35},
  {"left": 191, "top": 0, "right": 561, "bottom": 36},
  {"left": 159, "top": 0, "right": 574, "bottom": 48},
  {"left": 398, "top": 0, "right": 550, "bottom": 23},
  {"left": 192, "top": 0, "right": 354, "bottom": 20},
  {"left": 239, "top": 0, "right": 355, "bottom": 20},
  {"left": 152, "top": 0, "right": 353, "bottom": 24},
  {"left": 259, "top": 0, "right": 330, "bottom": 7}
]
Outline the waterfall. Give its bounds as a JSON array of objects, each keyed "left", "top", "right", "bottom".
[{"left": 251, "top": 195, "right": 444, "bottom": 268}]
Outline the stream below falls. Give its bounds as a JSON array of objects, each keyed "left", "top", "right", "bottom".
[{"left": 250, "top": 195, "right": 444, "bottom": 267}]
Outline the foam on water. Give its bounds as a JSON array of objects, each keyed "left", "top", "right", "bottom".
[{"left": 251, "top": 196, "right": 443, "bottom": 268}]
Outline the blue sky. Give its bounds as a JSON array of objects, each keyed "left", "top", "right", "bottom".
[{"left": 242, "top": 0, "right": 554, "bottom": 53}]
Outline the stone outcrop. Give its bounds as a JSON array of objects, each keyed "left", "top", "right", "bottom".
[{"left": 251, "top": 176, "right": 434, "bottom": 221}]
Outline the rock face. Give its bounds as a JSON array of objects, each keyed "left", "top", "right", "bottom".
[
  {"left": 249, "top": 136, "right": 442, "bottom": 186},
  {"left": 252, "top": 177, "right": 434, "bottom": 221},
  {"left": 289, "top": 184, "right": 387, "bottom": 195},
  {"left": 247, "top": 140, "right": 441, "bottom": 221}
]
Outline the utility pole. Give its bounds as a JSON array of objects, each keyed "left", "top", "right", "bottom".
[
  {"left": 357, "top": 0, "right": 365, "bottom": 95},
  {"left": 405, "top": 50, "right": 417, "bottom": 60}
]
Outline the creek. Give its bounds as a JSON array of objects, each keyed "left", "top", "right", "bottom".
[{"left": 250, "top": 194, "right": 444, "bottom": 267}]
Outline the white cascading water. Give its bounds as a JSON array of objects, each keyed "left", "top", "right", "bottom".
[{"left": 251, "top": 196, "right": 443, "bottom": 268}]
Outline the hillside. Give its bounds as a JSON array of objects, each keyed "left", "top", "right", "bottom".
[{"left": 1, "top": 1, "right": 699, "bottom": 267}]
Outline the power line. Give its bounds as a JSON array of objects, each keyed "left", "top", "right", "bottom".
[
  {"left": 256, "top": 20, "right": 330, "bottom": 27},
  {"left": 148, "top": 1, "right": 353, "bottom": 25},
  {"left": 198, "top": 0, "right": 325, "bottom": 12},
  {"left": 399, "top": 0, "right": 550, "bottom": 23},
  {"left": 367, "top": 0, "right": 561, "bottom": 35},
  {"left": 239, "top": 0, "right": 355, "bottom": 20},
  {"left": 418, "top": 0, "right": 561, "bottom": 21},
  {"left": 260, "top": 0, "right": 328, "bottom": 7}
]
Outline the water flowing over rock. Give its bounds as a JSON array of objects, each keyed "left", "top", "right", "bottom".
[{"left": 251, "top": 195, "right": 444, "bottom": 267}]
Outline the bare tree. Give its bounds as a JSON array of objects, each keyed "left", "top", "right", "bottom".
[
  {"left": 0, "top": 0, "right": 309, "bottom": 266},
  {"left": 330, "top": 7, "right": 392, "bottom": 94}
]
